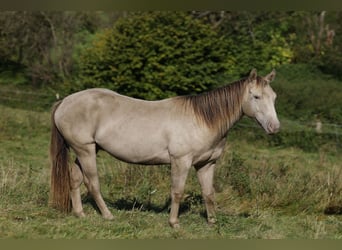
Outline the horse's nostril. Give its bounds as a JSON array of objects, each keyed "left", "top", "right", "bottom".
[
  {"left": 271, "top": 122, "right": 280, "bottom": 134},
  {"left": 266, "top": 121, "right": 280, "bottom": 134}
]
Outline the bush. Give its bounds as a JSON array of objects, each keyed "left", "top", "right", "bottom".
[
  {"left": 77, "top": 12, "right": 232, "bottom": 100},
  {"left": 273, "top": 64, "right": 342, "bottom": 124},
  {"left": 319, "top": 47, "right": 342, "bottom": 80},
  {"left": 216, "top": 152, "right": 251, "bottom": 197}
]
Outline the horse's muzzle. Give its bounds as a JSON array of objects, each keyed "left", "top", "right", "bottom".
[{"left": 266, "top": 120, "right": 280, "bottom": 134}]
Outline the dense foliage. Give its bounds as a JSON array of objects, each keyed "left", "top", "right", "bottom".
[
  {"left": 76, "top": 12, "right": 296, "bottom": 99},
  {"left": 274, "top": 64, "right": 342, "bottom": 123},
  {"left": 212, "top": 11, "right": 295, "bottom": 77},
  {"left": 77, "top": 12, "right": 232, "bottom": 99}
]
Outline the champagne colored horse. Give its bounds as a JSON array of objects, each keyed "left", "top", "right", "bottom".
[{"left": 50, "top": 69, "right": 280, "bottom": 228}]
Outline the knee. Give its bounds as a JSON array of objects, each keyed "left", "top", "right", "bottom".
[
  {"left": 203, "top": 192, "right": 215, "bottom": 204},
  {"left": 171, "top": 192, "right": 183, "bottom": 203}
]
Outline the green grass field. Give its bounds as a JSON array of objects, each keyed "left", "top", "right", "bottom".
[{"left": 0, "top": 100, "right": 342, "bottom": 239}]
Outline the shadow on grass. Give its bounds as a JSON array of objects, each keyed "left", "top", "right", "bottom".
[
  {"left": 324, "top": 205, "right": 342, "bottom": 215},
  {"left": 81, "top": 193, "right": 253, "bottom": 222},
  {"left": 82, "top": 192, "right": 205, "bottom": 216}
]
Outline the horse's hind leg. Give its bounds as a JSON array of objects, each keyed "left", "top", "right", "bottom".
[
  {"left": 73, "top": 143, "right": 114, "bottom": 220},
  {"left": 70, "top": 160, "right": 86, "bottom": 218}
]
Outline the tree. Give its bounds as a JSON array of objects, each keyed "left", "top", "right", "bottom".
[
  {"left": 315, "top": 11, "right": 342, "bottom": 79},
  {"left": 193, "top": 11, "right": 296, "bottom": 76},
  {"left": 0, "top": 11, "right": 123, "bottom": 86},
  {"left": 77, "top": 11, "right": 232, "bottom": 100}
]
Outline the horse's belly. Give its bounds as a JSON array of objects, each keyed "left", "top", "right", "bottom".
[
  {"left": 96, "top": 135, "right": 171, "bottom": 165},
  {"left": 105, "top": 146, "right": 170, "bottom": 165}
]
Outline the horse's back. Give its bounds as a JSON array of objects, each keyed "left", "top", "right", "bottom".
[
  {"left": 54, "top": 88, "right": 120, "bottom": 131},
  {"left": 53, "top": 88, "right": 178, "bottom": 163},
  {"left": 55, "top": 88, "right": 162, "bottom": 121}
]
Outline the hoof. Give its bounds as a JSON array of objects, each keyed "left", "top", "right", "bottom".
[
  {"left": 208, "top": 218, "right": 217, "bottom": 226},
  {"left": 74, "top": 211, "right": 86, "bottom": 218},
  {"left": 103, "top": 213, "right": 114, "bottom": 220},
  {"left": 169, "top": 220, "right": 180, "bottom": 229}
]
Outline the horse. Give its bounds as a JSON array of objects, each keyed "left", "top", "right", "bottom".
[{"left": 49, "top": 69, "right": 280, "bottom": 228}]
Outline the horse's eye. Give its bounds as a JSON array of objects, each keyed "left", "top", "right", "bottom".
[{"left": 253, "top": 95, "right": 261, "bottom": 100}]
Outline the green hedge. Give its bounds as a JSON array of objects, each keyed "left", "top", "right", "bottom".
[{"left": 77, "top": 12, "right": 232, "bottom": 100}]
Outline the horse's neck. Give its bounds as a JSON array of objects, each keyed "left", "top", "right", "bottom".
[
  {"left": 178, "top": 79, "right": 247, "bottom": 138},
  {"left": 217, "top": 83, "right": 246, "bottom": 137},
  {"left": 218, "top": 105, "right": 244, "bottom": 138}
]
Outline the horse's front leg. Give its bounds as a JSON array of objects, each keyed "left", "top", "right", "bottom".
[
  {"left": 196, "top": 162, "right": 217, "bottom": 225},
  {"left": 169, "top": 156, "right": 192, "bottom": 228}
]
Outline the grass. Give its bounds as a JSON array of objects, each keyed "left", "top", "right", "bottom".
[{"left": 0, "top": 99, "right": 342, "bottom": 238}]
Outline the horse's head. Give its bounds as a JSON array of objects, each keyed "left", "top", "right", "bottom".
[{"left": 242, "top": 69, "right": 280, "bottom": 134}]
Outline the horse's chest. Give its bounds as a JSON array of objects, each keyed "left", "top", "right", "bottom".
[{"left": 192, "top": 139, "right": 226, "bottom": 166}]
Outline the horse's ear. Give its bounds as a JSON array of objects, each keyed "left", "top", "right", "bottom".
[
  {"left": 265, "top": 69, "right": 276, "bottom": 83},
  {"left": 249, "top": 68, "right": 257, "bottom": 80}
]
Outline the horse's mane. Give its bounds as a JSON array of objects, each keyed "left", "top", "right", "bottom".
[{"left": 178, "top": 76, "right": 265, "bottom": 135}]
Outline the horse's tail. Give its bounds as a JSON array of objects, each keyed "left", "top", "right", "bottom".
[{"left": 49, "top": 100, "right": 71, "bottom": 213}]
